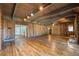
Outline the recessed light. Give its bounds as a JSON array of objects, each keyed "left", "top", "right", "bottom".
[
  {"left": 24, "top": 18, "right": 27, "bottom": 21},
  {"left": 39, "top": 6, "right": 43, "bottom": 11},
  {"left": 27, "top": 16, "right": 30, "bottom": 19}
]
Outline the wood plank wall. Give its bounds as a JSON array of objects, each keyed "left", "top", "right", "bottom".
[
  {"left": 3, "top": 17, "right": 15, "bottom": 41},
  {"left": 3, "top": 19, "right": 48, "bottom": 39},
  {"left": 52, "top": 24, "right": 61, "bottom": 35},
  {"left": 0, "top": 9, "right": 2, "bottom": 50},
  {"left": 52, "top": 22, "right": 74, "bottom": 36},
  {"left": 27, "top": 23, "right": 48, "bottom": 38}
]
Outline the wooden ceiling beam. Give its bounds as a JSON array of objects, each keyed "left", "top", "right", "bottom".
[
  {"left": 29, "top": 3, "right": 69, "bottom": 21},
  {"left": 11, "top": 3, "right": 16, "bottom": 18},
  {"left": 31, "top": 4, "right": 79, "bottom": 22},
  {"left": 37, "top": 12, "right": 75, "bottom": 25}
]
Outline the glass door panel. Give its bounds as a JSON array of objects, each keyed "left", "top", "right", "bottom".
[{"left": 15, "top": 25, "right": 27, "bottom": 38}]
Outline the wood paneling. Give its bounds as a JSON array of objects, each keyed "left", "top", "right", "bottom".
[
  {"left": 51, "top": 22, "right": 74, "bottom": 36},
  {"left": 52, "top": 24, "right": 61, "bottom": 35},
  {"left": 0, "top": 9, "right": 2, "bottom": 50},
  {"left": 0, "top": 9, "right": 1, "bottom": 50},
  {"left": 27, "top": 23, "right": 48, "bottom": 38},
  {"left": 74, "top": 14, "right": 79, "bottom": 44},
  {"left": 3, "top": 18, "right": 15, "bottom": 42}
]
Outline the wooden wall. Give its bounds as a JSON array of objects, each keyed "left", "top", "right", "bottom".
[
  {"left": 0, "top": 9, "right": 2, "bottom": 50},
  {"left": 0, "top": 9, "right": 3, "bottom": 50},
  {"left": 3, "top": 17, "right": 15, "bottom": 41},
  {"left": 4, "top": 21, "right": 48, "bottom": 38},
  {"left": 52, "top": 24, "right": 61, "bottom": 35},
  {"left": 27, "top": 23, "right": 48, "bottom": 38},
  {"left": 52, "top": 22, "right": 74, "bottom": 36}
]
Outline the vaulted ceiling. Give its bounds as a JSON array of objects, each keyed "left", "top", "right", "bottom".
[{"left": 1, "top": 3, "right": 79, "bottom": 25}]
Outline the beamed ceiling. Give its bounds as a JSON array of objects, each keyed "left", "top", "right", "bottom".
[{"left": 1, "top": 3, "right": 79, "bottom": 25}]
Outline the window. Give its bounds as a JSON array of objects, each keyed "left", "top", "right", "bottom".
[
  {"left": 15, "top": 25, "right": 26, "bottom": 35},
  {"left": 68, "top": 25, "right": 73, "bottom": 32},
  {"left": 20, "top": 25, "right": 26, "bottom": 35},
  {"left": 15, "top": 25, "right": 21, "bottom": 35}
]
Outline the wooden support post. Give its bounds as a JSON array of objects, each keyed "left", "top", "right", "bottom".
[
  {"left": 74, "top": 14, "right": 79, "bottom": 44},
  {"left": 48, "top": 25, "right": 52, "bottom": 35},
  {"left": 32, "top": 23, "right": 35, "bottom": 37}
]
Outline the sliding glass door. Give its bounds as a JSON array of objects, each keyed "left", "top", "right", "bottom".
[{"left": 15, "top": 25, "right": 27, "bottom": 38}]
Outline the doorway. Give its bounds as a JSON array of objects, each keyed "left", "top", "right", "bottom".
[{"left": 15, "top": 25, "right": 28, "bottom": 39}]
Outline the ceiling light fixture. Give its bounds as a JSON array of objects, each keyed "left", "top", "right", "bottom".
[
  {"left": 39, "top": 6, "right": 43, "bottom": 11},
  {"left": 31, "top": 13, "right": 34, "bottom": 16},
  {"left": 24, "top": 18, "right": 27, "bottom": 21},
  {"left": 27, "top": 16, "right": 30, "bottom": 19}
]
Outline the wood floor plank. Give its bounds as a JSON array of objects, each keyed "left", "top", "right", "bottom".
[{"left": 0, "top": 35, "right": 79, "bottom": 56}]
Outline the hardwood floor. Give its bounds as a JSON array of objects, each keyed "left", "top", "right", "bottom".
[{"left": 0, "top": 35, "right": 79, "bottom": 56}]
